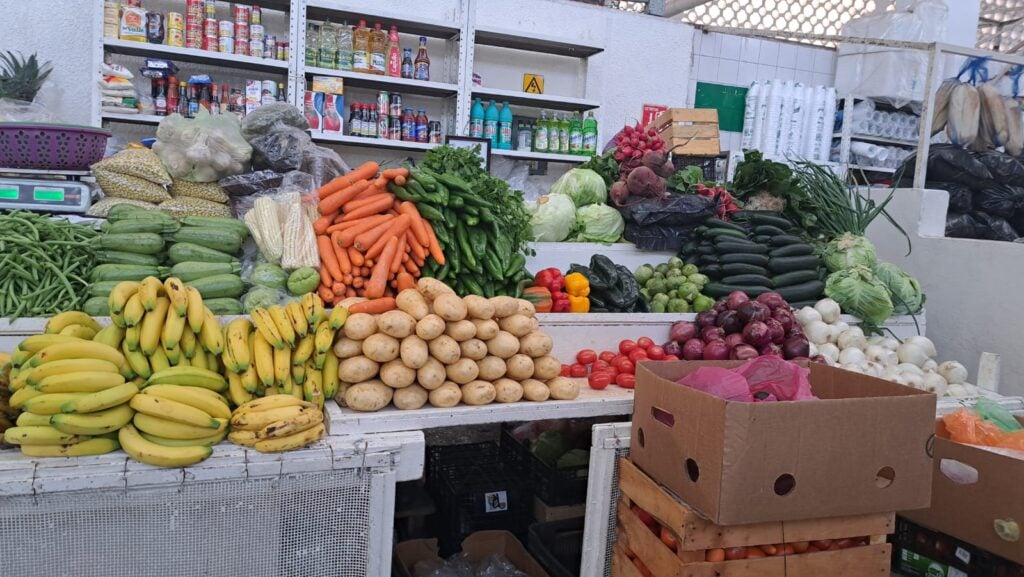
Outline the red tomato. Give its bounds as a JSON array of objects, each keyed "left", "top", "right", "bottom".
[
  {"left": 607, "top": 364, "right": 619, "bottom": 378},
  {"left": 560, "top": 364, "right": 572, "bottom": 377},
  {"left": 588, "top": 371, "right": 611, "bottom": 390},
  {"left": 631, "top": 505, "right": 656, "bottom": 527},
  {"left": 619, "top": 339, "right": 637, "bottom": 355},
  {"left": 664, "top": 354, "right": 680, "bottom": 361},
  {"left": 637, "top": 337, "right": 654, "bottom": 350},
  {"left": 576, "top": 349, "right": 597, "bottom": 365},
  {"left": 616, "top": 373, "right": 636, "bottom": 388},
  {"left": 611, "top": 354, "right": 627, "bottom": 366},
  {"left": 660, "top": 526, "right": 679, "bottom": 552},
  {"left": 628, "top": 349, "right": 648, "bottom": 364},
  {"left": 613, "top": 357, "right": 634, "bottom": 374},
  {"left": 592, "top": 360, "right": 610, "bottom": 372},
  {"left": 569, "top": 363, "right": 588, "bottom": 378},
  {"left": 598, "top": 350, "right": 617, "bottom": 363},
  {"left": 647, "top": 345, "right": 666, "bottom": 360}
]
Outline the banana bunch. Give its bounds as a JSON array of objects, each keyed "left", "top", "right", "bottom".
[
  {"left": 228, "top": 394, "right": 325, "bottom": 453},
  {"left": 5, "top": 336, "right": 133, "bottom": 457},
  {"left": 231, "top": 294, "right": 340, "bottom": 410},
  {"left": 107, "top": 277, "right": 224, "bottom": 380},
  {"left": 0, "top": 351, "right": 14, "bottom": 438}
]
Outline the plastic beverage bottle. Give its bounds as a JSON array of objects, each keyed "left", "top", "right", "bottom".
[
  {"left": 401, "top": 107, "right": 415, "bottom": 141},
  {"left": 386, "top": 25, "right": 401, "bottom": 77},
  {"left": 305, "top": 23, "right": 319, "bottom": 66},
  {"left": 534, "top": 111, "right": 549, "bottom": 152},
  {"left": 352, "top": 20, "right": 370, "bottom": 73},
  {"left": 569, "top": 111, "right": 583, "bottom": 154},
  {"left": 415, "top": 109, "right": 429, "bottom": 143},
  {"left": 401, "top": 48, "right": 413, "bottom": 79},
  {"left": 370, "top": 23, "right": 386, "bottom": 74},
  {"left": 498, "top": 101, "right": 513, "bottom": 150},
  {"left": 483, "top": 100, "right": 499, "bottom": 147},
  {"left": 414, "top": 36, "right": 430, "bottom": 81},
  {"left": 582, "top": 111, "right": 598, "bottom": 155},
  {"left": 317, "top": 21, "right": 336, "bottom": 69},
  {"left": 469, "top": 98, "right": 484, "bottom": 138},
  {"left": 336, "top": 22, "right": 353, "bottom": 71}
]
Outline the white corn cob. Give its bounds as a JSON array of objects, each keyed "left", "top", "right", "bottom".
[{"left": 252, "top": 196, "right": 283, "bottom": 263}]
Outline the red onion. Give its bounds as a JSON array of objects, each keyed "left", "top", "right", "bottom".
[
  {"left": 695, "top": 310, "right": 719, "bottom": 329},
  {"left": 713, "top": 299, "right": 728, "bottom": 313},
  {"left": 782, "top": 335, "right": 810, "bottom": 359},
  {"left": 663, "top": 340, "right": 683, "bottom": 358},
  {"left": 715, "top": 310, "right": 744, "bottom": 335},
  {"left": 736, "top": 301, "right": 761, "bottom": 323},
  {"left": 730, "top": 344, "right": 759, "bottom": 360},
  {"left": 765, "top": 318, "right": 786, "bottom": 344},
  {"left": 669, "top": 321, "right": 697, "bottom": 344},
  {"left": 701, "top": 326, "right": 724, "bottom": 343},
  {"left": 755, "top": 292, "right": 788, "bottom": 311},
  {"left": 772, "top": 308, "right": 795, "bottom": 333},
  {"left": 726, "top": 291, "right": 750, "bottom": 311},
  {"left": 723, "top": 333, "right": 745, "bottom": 350},
  {"left": 682, "top": 338, "right": 704, "bottom": 360},
  {"left": 703, "top": 340, "right": 730, "bottom": 360},
  {"left": 759, "top": 343, "right": 783, "bottom": 357},
  {"left": 742, "top": 321, "right": 770, "bottom": 347},
  {"left": 810, "top": 355, "right": 828, "bottom": 364}
]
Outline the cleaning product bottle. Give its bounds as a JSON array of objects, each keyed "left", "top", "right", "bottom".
[
  {"left": 385, "top": 25, "right": 401, "bottom": 77},
  {"left": 483, "top": 100, "right": 499, "bottom": 148},
  {"left": 352, "top": 20, "right": 369, "bottom": 73},
  {"left": 336, "top": 21, "right": 353, "bottom": 70},
  {"left": 469, "top": 98, "right": 484, "bottom": 138},
  {"left": 582, "top": 111, "right": 598, "bottom": 155},
  {"left": 569, "top": 111, "right": 583, "bottom": 154},
  {"left": 498, "top": 101, "right": 513, "bottom": 150},
  {"left": 534, "top": 111, "right": 549, "bottom": 153},
  {"left": 558, "top": 112, "right": 570, "bottom": 153}
]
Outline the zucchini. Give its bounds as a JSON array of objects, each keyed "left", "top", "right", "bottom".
[
  {"left": 719, "top": 253, "right": 770, "bottom": 266},
  {"left": 769, "top": 234, "right": 804, "bottom": 246},
  {"left": 769, "top": 243, "right": 814, "bottom": 257},
  {"left": 90, "top": 264, "right": 166, "bottom": 283},
  {"left": 703, "top": 282, "right": 773, "bottom": 298},
  {"left": 204, "top": 298, "right": 243, "bottom": 315},
  {"left": 722, "top": 274, "right": 774, "bottom": 287},
  {"left": 716, "top": 242, "right": 768, "bottom": 254},
  {"left": 171, "top": 227, "right": 242, "bottom": 254},
  {"left": 100, "top": 219, "right": 179, "bottom": 235},
  {"left": 82, "top": 296, "right": 110, "bottom": 317},
  {"left": 95, "top": 250, "right": 163, "bottom": 267},
  {"left": 713, "top": 234, "right": 756, "bottom": 245},
  {"left": 683, "top": 254, "right": 701, "bottom": 267},
  {"left": 696, "top": 245, "right": 716, "bottom": 256},
  {"left": 106, "top": 209, "right": 175, "bottom": 225},
  {"left": 772, "top": 270, "right": 820, "bottom": 287},
  {"left": 705, "top": 228, "right": 748, "bottom": 239},
  {"left": 185, "top": 274, "right": 245, "bottom": 299},
  {"left": 704, "top": 217, "right": 747, "bottom": 233},
  {"left": 88, "top": 281, "right": 122, "bottom": 298},
  {"left": 753, "top": 225, "right": 788, "bottom": 237},
  {"left": 701, "top": 264, "right": 722, "bottom": 277},
  {"left": 722, "top": 263, "right": 769, "bottom": 276},
  {"left": 768, "top": 255, "right": 822, "bottom": 273},
  {"left": 168, "top": 243, "right": 238, "bottom": 265},
  {"left": 699, "top": 255, "right": 720, "bottom": 266},
  {"left": 680, "top": 241, "right": 698, "bottom": 255},
  {"left": 169, "top": 261, "right": 243, "bottom": 283},
  {"left": 105, "top": 204, "right": 148, "bottom": 219},
  {"left": 181, "top": 217, "right": 249, "bottom": 239},
  {"left": 747, "top": 212, "right": 793, "bottom": 229},
  {"left": 776, "top": 280, "right": 826, "bottom": 302},
  {"left": 752, "top": 235, "right": 772, "bottom": 244},
  {"left": 95, "top": 232, "right": 165, "bottom": 255}
]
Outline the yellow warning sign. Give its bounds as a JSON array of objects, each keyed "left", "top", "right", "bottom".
[{"left": 523, "top": 74, "right": 544, "bottom": 94}]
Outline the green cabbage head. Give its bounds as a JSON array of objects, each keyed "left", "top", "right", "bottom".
[
  {"left": 823, "top": 233, "right": 877, "bottom": 272},
  {"left": 529, "top": 194, "right": 577, "bottom": 242},
  {"left": 824, "top": 266, "right": 893, "bottom": 325},
  {"left": 575, "top": 203, "right": 624, "bottom": 244},
  {"left": 549, "top": 168, "right": 607, "bottom": 207},
  {"left": 873, "top": 262, "right": 924, "bottom": 315}
]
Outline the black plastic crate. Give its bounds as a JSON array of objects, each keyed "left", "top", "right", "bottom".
[
  {"left": 671, "top": 153, "right": 723, "bottom": 181},
  {"left": 892, "top": 516, "right": 1024, "bottom": 577},
  {"left": 501, "top": 424, "right": 590, "bottom": 507},
  {"left": 527, "top": 518, "right": 584, "bottom": 577}
]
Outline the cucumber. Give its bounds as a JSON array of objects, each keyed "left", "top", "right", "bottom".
[
  {"left": 768, "top": 255, "right": 822, "bottom": 273},
  {"left": 171, "top": 227, "right": 242, "bottom": 254},
  {"left": 95, "top": 250, "right": 163, "bottom": 267},
  {"left": 106, "top": 209, "right": 175, "bottom": 225},
  {"left": 100, "top": 219, "right": 179, "bottom": 235},
  {"left": 680, "top": 241, "right": 698, "bottom": 255},
  {"left": 185, "top": 274, "right": 245, "bottom": 299},
  {"left": 169, "top": 261, "right": 243, "bottom": 283},
  {"left": 204, "top": 298, "right": 243, "bottom": 315},
  {"left": 701, "top": 264, "right": 722, "bottom": 277},
  {"left": 752, "top": 235, "right": 772, "bottom": 244},
  {"left": 95, "top": 232, "right": 165, "bottom": 255},
  {"left": 772, "top": 270, "right": 820, "bottom": 288},
  {"left": 696, "top": 245, "right": 716, "bottom": 256},
  {"left": 705, "top": 228, "right": 748, "bottom": 239},
  {"left": 181, "top": 217, "right": 249, "bottom": 239},
  {"left": 699, "top": 255, "right": 720, "bottom": 266},
  {"left": 704, "top": 217, "right": 747, "bottom": 233},
  {"left": 722, "top": 274, "right": 774, "bottom": 287},
  {"left": 716, "top": 242, "right": 769, "bottom": 254},
  {"left": 769, "top": 235, "right": 804, "bottom": 246},
  {"left": 747, "top": 212, "right": 793, "bottom": 229},
  {"left": 713, "top": 234, "right": 757, "bottom": 245},
  {"left": 722, "top": 263, "right": 769, "bottom": 276},
  {"left": 776, "top": 280, "right": 826, "bottom": 302},
  {"left": 703, "top": 282, "right": 773, "bottom": 298},
  {"left": 90, "top": 264, "right": 166, "bottom": 283},
  {"left": 769, "top": 244, "right": 814, "bottom": 257},
  {"left": 82, "top": 296, "right": 110, "bottom": 317},
  {"left": 88, "top": 281, "right": 122, "bottom": 298},
  {"left": 683, "top": 255, "right": 701, "bottom": 267},
  {"left": 167, "top": 243, "right": 237, "bottom": 265},
  {"left": 719, "top": 253, "right": 770, "bottom": 266},
  {"left": 753, "top": 225, "right": 788, "bottom": 237}
]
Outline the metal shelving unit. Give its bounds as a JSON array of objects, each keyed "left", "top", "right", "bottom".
[
  {"left": 470, "top": 86, "right": 599, "bottom": 111},
  {"left": 102, "top": 38, "right": 290, "bottom": 72},
  {"left": 473, "top": 25, "right": 603, "bottom": 58},
  {"left": 311, "top": 132, "right": 436, "bottom": 151},
  {"left": 490, "top": 148, "right": 588, "bottom": 163}
]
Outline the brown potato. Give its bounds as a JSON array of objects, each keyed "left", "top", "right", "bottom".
[
  {"left": 547, "top": 376, "right": 580, "bottom": 400},
  {"left": 344, "top": 380, "right": 393, "bottom": 412},
  {"left": 532, "top": 356, "right": 561, "bottom": 380},
  {"left": 471, "top": 319, "right": 500, "bottom": 341},
  {"left": 417, "top": 277, "right": 455, "bottom": 301},
  {"left": 333, "top": 337, "right": 364, "bottom": 359},
  {"left": 499, "top": 314, "right": 534, "bottom": 337},
  {"left": 459, "top": 338, "right": 487, "bottom": 361},
  {"left": 433, "top": 293, "right": 468, "bottom": 322},
  {"left": 519, "top": 331, "right": 553, "bottom": 358},
  {"left": 427, "top": 335, "right": 461, "bottom": 365},
  {"left": 379, "top": 359, "right": 416, "bottom": 388},
  {"left": 505, "top": 354, "right": 535, "bottom": 381},
  {"left": 463, "top": 295, "right": 495, "bottom": 320},
  {"left": 516, "top": 299, "right": 537, "bottom": 317},
  {"left": 489, "top": 296, "right": 519, "bottom": 318},
  {"left": 493, "top": 378, "right": 524, "bottom": 403},
  {"left": 377, "top": 310, "right": 416, "bottom": 338},
  {"left": 393, "top": 384, "right": 428, "bottom": 410},
  {"left": 445, "top": 319, "right": 477, "bottom": 342},
  {"left": 343, "top": 313, "right": 377, "bottom": 340},
  {"left": 334, "top": 382, "right": 352, "bottom": 406},
  {"left": 338, "top": 356, "right": 380, "bottom": 383},
  {"left": 522, "top": 379, "right": 550, "bottom": 402},
  {"left": 477, "top": 356, "right": 507, "bottom": 381},
  {"left": 445, "top": 358, "right": 480, "bottom": 385},
  {"left": 461, "top": 380, "right": 496, "bottom": 406},
  {"left": 400, "top": 335, "right": 429, "bottom": 369},
  {"left": 362, "top": 333, "right": 400, "bottom": 363},
  {"left": 417, "top": 357, "right": 446, "bottom": 390},
  {"left": 415, "top": 314, "right": 446, "bottom": 341},
  {"left": 486, "top": 331, "right": 520, "bottom": 359},
  {"left": 428, "top": 381, "right": 462, "bottom": 408},
  {"left": 396, "top": 288, "right": 430, "bottom": 320}
]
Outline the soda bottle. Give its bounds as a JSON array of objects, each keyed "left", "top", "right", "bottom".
[
  {"left": 166, "top": 76, "right": 179, "bottom": 114},
  {"left": 558, "top": 112, "right": 570, "bottom": 153},
  {"left": 483, "top": 100, "right": 498, "bottom": 148},
  {"left": 569, "top": 111, "right": 583, "bottom": 154},
  {"left": 400, "top": 48, "right": 413, "bottom": 79},
  {"left": 209, "top": 83, "right": 220, "bottom": 115},
  {"left": 415, "top": 109, "right": 429, "bottom": 143},
  {"left": 469, "top": 98, "right": 484, "bottom": 138},
  {"left": 318, "top": 20, "right": 337, "bottom": 69},
  {"left": 370, "top": 23, "right": 386, "bottom": 74},
  {"left": 336, "top": 21, "right": 353, "bottom": 70},
  {"left": 401, "top": 107, "right": 415, "bottom": 141},
  {"left": 414, "top": 36, "right": 430, "bottom": 81},
  {"left": 386, "top": 25, "right": 401, "bottom": 77},
  {"left": 352, "top": 20, "right": 370, "bottom": 73},
  {"left": 305, "top": 23, "right": 319, "bottom": 66},
  {"left": 582, "top": 111, "right": 598, "bottom": 155},
  {"left": 534, "top": 111, "right": 549, "bottom": 153},
  {"left": 498, "top": 101, "right": 513, "bottom": 150}
]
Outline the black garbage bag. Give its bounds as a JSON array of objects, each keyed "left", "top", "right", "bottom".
[
  {"left": 898, "top": 144, "right": 992, "bottom": 187},
  {"left": 974, "top": 150, "right": 1024, "bottom": 184},
  {"left": 945, "top": 212, "right": 981, "bottom": 238},
  {"left": 972, "top": 211, "right": 1020, "bottom": 241},
  {"left": 247, "top": 124, "right": 312, "bottom": 173},
  {"left": 927, "top": 181, "right": 973, "bottom": 212},
  {"left": 624, "top": 222, "right": 701, "bottom": 251},
  {"left": 218, "top": 170, "right": 283, "bottom": 197},
  {"left": 973, "top": 181, "right": 1024, "bottom": 218},
  {"left": 619, "top": 194, "right": 715, "bottom": 227}
]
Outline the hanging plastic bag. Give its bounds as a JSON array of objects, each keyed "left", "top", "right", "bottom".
[{"left": 975, "top": 397, "right": 1023, "bottom": 432}]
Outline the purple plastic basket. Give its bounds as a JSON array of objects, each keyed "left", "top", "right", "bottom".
[{"left": 0, "top": 123, "right": 111, "bottom": 171}]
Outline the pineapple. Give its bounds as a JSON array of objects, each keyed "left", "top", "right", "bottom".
[{"left": 0, "top": 51, "right": 52, "bottom": 102}]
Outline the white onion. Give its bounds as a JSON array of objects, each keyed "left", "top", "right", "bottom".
[
  {"left": 795, "top": 306, "right": 822, "bottom": 326},
  {"left": 827, "top": 324, "right": 843, "bottom": 344},
  {"left": 921, "top": 372, "right": 948, "bottom": 396},
  {"left": 818, "top": 343, "right": 840, "bottom": 363},
  {"left": 808, "top": 343, "right": 819, "bottom": 358},
  {"left": 840, "top": 363, "right": 865, "bottom": 374},
  {"left": 945, "top": 383, "right": 970, "bottom": 398},
  {"left": 922, "top": 359, "right": 938, "bottom": 372},
  {"left": 833, "top": 321, "right": 850, "bottom": 334},
  {"left": 865, "top": 345, "right": 887, "bottom": 363},
  {"left": 839, "top": 347, "right": 867, "bottom": 366},
  {"left": 814, "top": 298, "right": 841, "bottom": 324},
  {"left": 903, "top": 336, "right": 937, "bottom": 358},
  {"left": 897, "top": 343, "right": 929, "bottom": 367},
  {"left": 805, "top": 321, "right": 832, "bottom": 345},
  {"left": 880, "top": 337, "right": 900, "bottom": 351},
  {"left": 863, "top": 361, "right": 884, "bottom": 377},
  {"left": 838, "top": 329, "right": 868, "bottom": 351},
  {"left": 879, "top": 350, "right": 899, "bottom": 367},
  {"left": 903, "top": 373, "right": 925, "bottom": 390},
  {"left": 867, "top": 335, "right": 887, "bottom": 347},
  {"left": 937, "top": 361, "right": 968, "bottom": 385},
  {"left": 897, "top": 363, "right": 924, "bottom": 376}
]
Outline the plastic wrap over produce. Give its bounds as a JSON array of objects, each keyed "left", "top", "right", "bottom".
[{"left": 834, "top": 0, "right": 948, "bottom": 108}]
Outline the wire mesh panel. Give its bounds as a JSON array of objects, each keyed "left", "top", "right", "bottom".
[
  {"left": 978, "top": 0, "right": 1024, "bottom": 52},
  {"left": 603, "top": 447, "right": 630, "bottom": 577},
  {"left": 0, "top": 468, "right": 378, "bottom": 577},
  {"left": 681, "top": 0, "right": 881, "bottom": 46}
]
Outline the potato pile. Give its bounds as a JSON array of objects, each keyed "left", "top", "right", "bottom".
[{"left": 337, "top": 278, "right": 579, "bottom": 412}]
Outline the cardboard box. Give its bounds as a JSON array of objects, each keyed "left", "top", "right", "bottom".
[
  {"left": 394, "top": 531, "right": 551, "bottom": 577},
  {"left": 902, "top": 418, "right": 1024, "bottom": 566},
  {"left": 311, "top": 75, "right": 344, "bottom": 95},
  {"left": 630, "top": 360, "right": 936, "bottom": 525}
]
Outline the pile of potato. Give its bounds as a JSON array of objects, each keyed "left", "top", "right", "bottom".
[{"left": 336, "top": 278, "right": 579, "bottom": 411}]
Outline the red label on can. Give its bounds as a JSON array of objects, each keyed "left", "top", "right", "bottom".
[
  {"left": 235, "top": 23, "right": 248, "bottom": 41},
  {"left": 203, "top": 18, "right": 217, "bottom": 37},
  {"left": 233, "top": 5, "right": 249, "bottom": 24},
  {"left": 203, "top": 34, "right": 218, "bottom": 51},
  {"left": 234, "top": 39, "right": 249, "bottom": 56}
]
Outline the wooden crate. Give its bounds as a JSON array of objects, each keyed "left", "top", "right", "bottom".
[
  {"left": 613, "top": 459, "right": 893, "bottom": 577},
  {"left": 653, "top": 108, "right": 721, "bottom": 156}
]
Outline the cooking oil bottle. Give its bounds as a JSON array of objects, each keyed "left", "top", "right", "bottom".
[{"left": 352, "top": 19, "right": 370, "bottom": 73}]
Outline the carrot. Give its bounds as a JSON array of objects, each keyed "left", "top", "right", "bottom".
[
  {"left": 340, "top": 195, "right": 395, "bottom": 222},
  {"left": 362, "top": 266, "right": 372, "bottom": 276},
  {"left": 362, "top": 214, "right": 412, "bottom": 256},
  {"left": 355, "top": 213, "right": 410, "bottom": 253},
  {"left": 338, "top": 215, "right": 394, "bottom": 247},
  {"left": 398, "top": 202, "right": 430, "bottom": 246},
  {"left": 313, "top": 211, "right": 340, "bottom": 235},
  {"left": 390, "top": 234, "right": 407, "bottom": 274},
  {"left": 343, "top": 191, "right": 393, "bottom": 213},
  {"left": 332, "top": 232, "right": 352, "bottom": 274},
  {"left": 345, "top": 287, "right": 356, "bottom": 298},
  {"left": 319, "top": 178, "right": 372, "bottom": 213},
  {"left": 316, "top": 161, "right": 379, "bottom": 199},
  {"left": 403, "top": 260, "right": 420, "bottom": 276},
  {"left": 366, "top": 236, "right": 398, "bottom": 299},
  {"left": 394, "top": 174, "right": 406, "bottom": 186},
  {"left": 423, "top": 220, "right": 445, "bottom": 265},
  {"left": 406, "top": 226, "right": 426, "bottom": 257},
  {"left": 352, "top": 277, "right": 364, "bottom": 289},
  {"left": 352, "top": 184, "right": 383, "bottom": 203},
  {"left": 342, "top": 273, "right": 353, "bottom": 285},
  {"left": 347, "top": 247, "right": 364, "bottom": 267},
  {"left": 317, "top": 235, "right": 343, "bottom": 280},
  {"left": 318, "top": 285, "right": 336, "bottom": 303},
  {"left": 381, "top": 167, "right": 409, "bottom": 180},
  {"left": 332, "top": 282, "right": 346, "bottom": 296},
  {"left": 347, "top": 297, "right": 397, "bottom": 315},
  {"left": 402, "top": 252, "right": 409, "bottom": 263},
  {"left": 326, "top": 214, "right": 389, "bottom": 234},
  {"left": 396, "top": 272, "right": 416, "bottom": 292}
]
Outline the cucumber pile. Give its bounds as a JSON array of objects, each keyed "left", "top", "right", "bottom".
[
  {"left": 679, "top": 212, "right": 826, "bottom": 307},
  {"left": 85, "top": 205, "right": 247, "bottom": 316}
]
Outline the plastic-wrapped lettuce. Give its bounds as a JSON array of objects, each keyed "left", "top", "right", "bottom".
[
  {"left": 873, "top": 262, "right": 925, "bottom": 314},
  {"left": 529, "top": 194, "right": 577, "bottom": 242},
  {"left": 549, "top": 168, "right": 607, "bottom": 207},
  {"left": 824, "top": 266, "right": 893, "bottom": 325},
  {"left": 823, "top": 233, "right": 877, "bottom": 272},
  {"left": 575, "top": 203, "right": 624, "bottom": 244}
]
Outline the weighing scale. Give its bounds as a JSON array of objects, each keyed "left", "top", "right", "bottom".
[{"left": 0, "top": 168, "right": 93, "bottom": 213}]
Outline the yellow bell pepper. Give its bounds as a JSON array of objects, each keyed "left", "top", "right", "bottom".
[
  {"left": 568, "top": 294, "right": 590, "bottom": 313},
  {"left": 564, "top": 272, "right": 590, "bottom": 297}
]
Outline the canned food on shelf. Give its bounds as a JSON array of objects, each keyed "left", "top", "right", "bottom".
[
  {"left": 219, "top": 36, "right": 234, "bottom": 53},
  {"left": 167, "top": 12, "right": 184, "bottom": 30}
]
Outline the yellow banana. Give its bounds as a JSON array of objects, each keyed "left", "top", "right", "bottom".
[
  {"left": 328, "top": 306, "right": 349, "bottom": 330},
  {"left": 240, "top": 365, "right": 258, "bottom": 394},
  {"left": 235, "top": 394, "right": 313, "bottom": 414},
  {"left": 303, "top": 359, "right": 323, "bottom": 409},
  {"left": 230, "top": 404, "right": 315, "bottom": 431},
  {"left": 16, "top": 412, "right": 52, "bottom": 427},
  {"left": 198, "top": 309, "right": 223, "bottom": 355},
  {"left": 17, "top": 334, "right": 84, "bottom": 354},
  {"left": 140, "top": 296, "right": 170, "bottom": 356},
  {"left": 123, "top": 294, "right": 146, "bottom": 327},
  {"left": 252, "top": 331, "right": 275, "bottom": 387},
  {"left": 176, "top": 353, "right": 191, "bottom": 367},
  {"left": 59, "top": 324, "right": 97, "bottom": 340},
  {"left": 291, "top": 362, "right": 306, "bottom": 386},
  {"left": 108, "top": 281, "right": 141, "bottom": 316},
  {"left": 257, "top": 407, "right": 324, "bottom": 440},
  {"left": 124, "top": 325, "right": 141, "bottom": 352},
  {"left": 122, "top": 341, "right": 152, "bottom": 379},
  {"left": 190, "top": 348, "right": 209, "bottom": 370},
  {"left": 161, "top": 302, "right": 187, "bottom": 350},
  {"left": 300, "top": 293, "right": 318, "bottom": 325},
  {"left": 273, "top": 345, "right": 290, "bottom": 386},
  {"left": 227, "top": 372, "right": 253, "bottom": 407},
  {"left": 92, "top": 324, "right": 125, "bottom": 349},
  {"left": 313, "top": 350, "right": 327, "bottom": 370},
  {"left": 62, "top": 382, "right": 138, "bottom": 414},
  {"left": 314, "top": 321, "right": 334, "bottom": 354},
  {"left": 285, "top": 301, "right": 309, "bottom": 337},
  {"left": 145, "top": 366, "right": 227, "bottom": 392},
  {"left": 11, "top": 348, "right": 33, "bottom": 367},
  {"left": 252, "top": 308, "right": 284, "bottom": 349},
  {"left": 149, "top": 346, "right": 171, "bottom": 373},
  {"left": 9, "top": 365, "right": 33, "bottom": 390},
  {"left": 292, "top": 334, "right": 315, "bottom": 366},
  {"left": 288, "top": 375, "right": 302, "bottom": 398},
  {"left": 185, "top": 286, "right": 205, "bottom": 333},
  {"left": 130, "top": 394, "right": 219, "bottom": 429},
  {"left": 141, "top": 429, "right": 225, "bottom": 447},
  {"left": 49, "top": 404, "right": 135, "bottom": 435},
  {"left": 226, "top": 318, "right": 252, "bottom": 372},
  {"left": 26, "top": 358, "right": 119, "bottom": 387},
  {"left": 4, "top": 426, "right": 83, "bottom": 445},
  {"left": 110, "top": 309, "right": 126, "bottom": 329},
  {"left": 119, "top": 424, "right": 212, "bottom": 468},
  {"left": 179, "top": 328, "right": 197, "bottom": 359},
  {"left": 21, "top": 437, "right": 120, "bottom": 457},
  {"left": 10, "top": 386, "right": 42, "bottom": 409},
  {"left": 21, "top": 393, "right": 88, "bottom": 415},
  {"left": 163, "top": 341, "right": 182, "bottom": 365},
  {"left": 206, "top": 348, "right": 221, "bottom": 374},
  {"left": 254, "top": 423, "right": 325, "bottom": 453},
  {"left": 133, "top": 413, "right": 227, "bottom": 440},
  {"left": 163, "top": 277, "right": 189, "bottom": 317},
  {"left": 322, "top": 352, "right": 339, "bottom": 399},
  {"left": 45, "top": 311, "right": 101, "bottom": 335},
  {"left": 139, "top": 277, "right": 165, "bottom": 311},
  {"left": 311, "top": 296, "right": 327, "bottom": 326},
  {"left": 228, "top": 429, "right": 259, "bottom": 447},
  {"left": 32, "top": 341, "right": 125, "bottom": 368},
  {"left": 144, "top": 384, "right": 231, "bottom": 419},
  {"left": 35, "top": 372, "right": 125, "bottom": 394}
]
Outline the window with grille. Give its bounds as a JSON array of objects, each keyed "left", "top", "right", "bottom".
[
  {"left": 680, "top": 0, "right": 882, "bottom": 46},
  {"left": 978, "top": 0, "right": 1024, "bottom": 52}
]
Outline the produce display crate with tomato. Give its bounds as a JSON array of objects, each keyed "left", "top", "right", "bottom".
[{"left": 613, "top": 458, "right": 894, "bottom": 577}]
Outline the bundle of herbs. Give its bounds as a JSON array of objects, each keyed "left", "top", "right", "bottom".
[{"left": 730, "top": 150, "right": 813, "bottom": 231}]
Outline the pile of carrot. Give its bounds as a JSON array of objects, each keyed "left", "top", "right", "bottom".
[{"left": 312, "top": 161, "right": 445, "bottom": 307}]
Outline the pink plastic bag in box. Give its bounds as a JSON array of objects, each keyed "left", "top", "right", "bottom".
[
  {"left": 677, "top": 367, "right": 754, "bottom": 402},
  {"left": 734, "top": 357, "right": 817, "bottom": 401}
]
